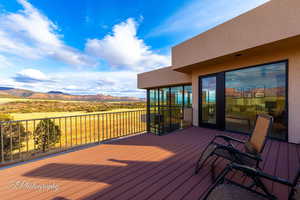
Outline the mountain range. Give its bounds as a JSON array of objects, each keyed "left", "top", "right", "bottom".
[{"left": 0, "top": 87, "right": 143, "bottom": 102}]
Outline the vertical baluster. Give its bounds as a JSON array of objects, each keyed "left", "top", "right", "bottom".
[
  {"left": 85, "top": 115, "right": 87, "bottom": 144},
  {"left": 109, "top": 113, "right": 112, "bottom": 139},
  {"left": 116, "top": 113, "right": 118, "bottom": 137},
  {"left": 134, "top": 111, "right": 136, "bottom": 133},
  {"left": 140, "top": 110, "right": 142, "bottom": 132},
  {"left": 125, "top": 112, "right": 128, "bottom": 135},
  {"left": 117, "top": 113, "right": 120, "bottom": 137},
  {"left": 10, "top": 123, "right": 12, "bottom": 161},
  {"left": 65, "top": 117, "right": 67, "bottom": 148},
  {"left": 1, "top": 124, "right": 4, "bottom": 163},
  {"left": 130, "top": 112, "right": 132, "bottom": 134},
  {"left": 97, "top": 114, "right": 100, "bottom": 143},
  {"left": 106, "top": 113, "right": 108, "bottom": 140},
  {"left": 26, "top": 121, "right": 29, "bottom": 158},
  {"left": 75, "top": 116, "right": 78, "bottom": 146},
  {"left": 33, "top": 120, "right": 36, "bottom": 151},
  {"left": 70, "top": 117, "right": 73, "bottom": 147},
  {"left": 113, "top": 113, "right": 116, "bottom": 138},
  {"left": 53, "top": 118, "right": 56, "bottom": 152},
  {"left": 47, "top": 119, "right": 50, "bottom": 151},
  {"left": 80, "top": 116, "right": 83, "bottom": 145},
  {"left": 102, "top": 114, "right": 104, "bottom": 141},
  {"left": 93, "top": 115, "right": 96, "bottom": 143},
  {"left": 121, "top": 112, "right": 124, "bottom": 136},
  {"left": 18, "top": 122, "right": 21, "bottom": 160},
  {"left": 117, "top": 113, "right": 119, "bottom": 137},
  {"left": 137, "top": 110, "right": 140, "bottom": 133},
  {"left": 89, "top": 115, "right": 92, "bottom": 143},
  {"left": 59, "top": 118, "right": 62, "bottom": 150}
]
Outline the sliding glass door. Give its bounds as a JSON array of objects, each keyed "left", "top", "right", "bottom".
[
  {"left": 225, "top": 62, "right": 287, "bottom": 140},
  {"left": 199, "top": 61, "right": 288, "bottom": 141},
  {"left": 200, "top": 76, "right": 217, "bottom": 126}
]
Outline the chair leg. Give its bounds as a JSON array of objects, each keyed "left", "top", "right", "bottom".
[
  {"left": 195, "top": 155, "right": 211, "bottom": 174},
  {"left": 194, "top": 143, "right": 217, "bottom": 175},
  {"left": 210, "top": 156, "right": 219, "bottom": 180}
]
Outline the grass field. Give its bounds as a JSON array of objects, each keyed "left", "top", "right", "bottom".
[
  {"left": 0, "top": 97, "right": 147, "bottom": 163},
  {"left": 1, "top": 109, "right": 147, "bottom": 163}
]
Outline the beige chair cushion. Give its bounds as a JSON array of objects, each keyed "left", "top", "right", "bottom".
[{"left": 249, "top": 116, "right": 271, "bottom": 153}]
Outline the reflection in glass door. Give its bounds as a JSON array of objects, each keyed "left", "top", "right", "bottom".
[{"left": 201, "top": 76, "right": 217, "bottom": 125}]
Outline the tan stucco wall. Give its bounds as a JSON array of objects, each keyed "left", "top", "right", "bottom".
[
  {"left": 191, "top": 45, "right": 300, "bottom": 143},
  {"left": 137, "top": 66, "right": 191, "bottom": 89},
  {"left": 172, "top": 0, "right": 300, "bottom": 71}
]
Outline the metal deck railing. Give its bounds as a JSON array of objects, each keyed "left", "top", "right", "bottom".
[{"left": 0, "top": 109, "right": 147, "bottom": 164}]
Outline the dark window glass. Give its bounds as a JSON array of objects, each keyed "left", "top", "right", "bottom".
[
  {"left": 184, "top": 85, "right": 192, "bottom": 108},
  {"left": 170, "top": 86, "right": 183, "bottom": 107},
  {"left": 201, "top": 77, "right": 217, "bottom": 124},
  {"left": 147, "top": 85, "right": 192, "bottom": 135},
  {"left": 159, "top": 88, "right": 170, "bottom": 106},
  {"left": 149, "top": 89, "right": 158, "bottom": 107},
  {"left": 225, "top": 62, "right": 287, "bottom": 140}
]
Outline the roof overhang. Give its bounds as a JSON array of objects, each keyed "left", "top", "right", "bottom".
[
  {"left": 137, "top": 66, "right": 191, "bottom": 89},
  {"left": 172, "top": 0, "right": 300, "bottom": 72}
]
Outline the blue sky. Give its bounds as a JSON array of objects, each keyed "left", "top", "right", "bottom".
[{"left": 0, "top": 0, "right": 269, "bottom": 97}]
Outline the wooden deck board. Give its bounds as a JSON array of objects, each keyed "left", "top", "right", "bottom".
[{"left": 0, "top": 127, "right": 297, "bottom": 200}]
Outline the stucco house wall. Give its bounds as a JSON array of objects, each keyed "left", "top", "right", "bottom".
[{"left": 190, "top": 44, "right": 300, "bottom": 143}]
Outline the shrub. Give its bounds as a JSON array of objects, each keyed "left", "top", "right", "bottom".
[
  {"left": 0, "top": 114, "right": 28, "bottom": 161},
  {"left": 33, "top": 119, "right": 61, "bottom": 152}
]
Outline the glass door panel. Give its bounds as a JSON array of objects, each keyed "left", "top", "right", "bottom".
[
  {"left": 201, "top": 76, "right": 217, "bottom": 125},
  {"left": 225, "top": 62, "right": 287, "bottom": 140}
]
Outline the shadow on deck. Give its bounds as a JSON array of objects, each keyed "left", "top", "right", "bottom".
[{"left": 0, "top": 127, "right": 298, "bottom": 200}]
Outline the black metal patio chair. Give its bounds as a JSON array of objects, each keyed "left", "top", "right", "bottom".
[
  {"left": 203, "top": 163, "right": 300, "bottom": 200},
  {"left": 195, "top": 114, "right": 273, "bottom": 176}
]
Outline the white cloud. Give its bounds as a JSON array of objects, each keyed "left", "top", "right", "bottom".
[
  {"left": 150, "top": 0, "right": 270, "bottom": 38},
  {"left": 0, "top": 0, "right": 97, "bottom": 67},
  {"left": 14, "top": 68, "right": 49, "bottom": 83},
  {"left": 86, "top": 18, "right": 170, "bottom": 71}
]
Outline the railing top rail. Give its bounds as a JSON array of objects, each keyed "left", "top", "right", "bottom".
[{"left": 0, "top": 109, "right": 146, "bottom": 124}]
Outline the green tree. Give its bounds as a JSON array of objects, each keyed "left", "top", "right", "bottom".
[
  {"left": 0, "top": 114, "right": 27, "bottom": 161},
  {"left": 33, "top": 119, "right": 61, "bottom": 152}
]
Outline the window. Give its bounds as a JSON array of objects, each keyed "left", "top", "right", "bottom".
[
  {"left": 225, "top": 62, "right": 287, "bottom": 140},
  {"left": 170, "top": 86, "right": 183, "bottom": 107},
  {"left": 147, "top": 85, "right": 192, "bottom": 134},
  {"left": 184, "top": 85, "right": 192, "bottom": 107}
]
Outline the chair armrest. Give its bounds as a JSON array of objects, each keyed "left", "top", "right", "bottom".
[
  {"left": 230, "top": 164, "right": 293, "bottom": 186},
  {"left": 231, "top": 147, "right": 262, "bottom": 161},
  {"left": 214, "top": 134, "right": 246, "bottom": 144},
  {"left": 217, "top": 145, "right": 262, "bottom": 162}
]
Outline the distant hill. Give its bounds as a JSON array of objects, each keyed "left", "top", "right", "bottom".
[
  {"left": 0, "top": 88, "right": 143, "bottom": 102},
  {"left": 47, "top": 91, "right": 69, "bottom": 95}
]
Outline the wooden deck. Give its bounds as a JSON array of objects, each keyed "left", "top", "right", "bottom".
[{"left": 0, "top": 127, "right": 298, "bottom": 200}]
